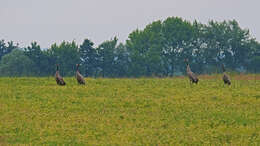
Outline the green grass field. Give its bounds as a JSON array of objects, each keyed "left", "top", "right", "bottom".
[{"left": 0, "top": 75, "right": 260, "bottom": 145}]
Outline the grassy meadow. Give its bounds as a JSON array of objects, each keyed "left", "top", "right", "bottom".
[{"left": 0, "top": 75, "right": 260, "bottom": 145}]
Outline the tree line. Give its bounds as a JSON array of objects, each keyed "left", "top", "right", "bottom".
[{"left": 1, "top": 17, "right": 260, "bottom": 77}]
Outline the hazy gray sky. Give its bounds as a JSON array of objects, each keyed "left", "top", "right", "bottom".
[{"left": 1, "top": 0, "right": 259, "bottom": 48}]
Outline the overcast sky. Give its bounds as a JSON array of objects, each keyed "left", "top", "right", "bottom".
[{"left": 1, "top": 0, "right": 259, "bottom": 48}]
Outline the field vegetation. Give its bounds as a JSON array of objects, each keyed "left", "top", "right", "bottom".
[{"left": 0, "top": 75, "right": 260, "bottom": 145}]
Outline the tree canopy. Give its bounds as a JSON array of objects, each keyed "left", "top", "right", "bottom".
[{"left": 0, "top": 17, "right": 259, "bottom": 77}]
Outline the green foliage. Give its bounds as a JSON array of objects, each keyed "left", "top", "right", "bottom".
[
  {"left": 79, "top": 39, "right": 98, "bottom": 77},
  {"left": 126, "top": 17, "right": 258, "bottom": 76},
  {"left": 97, "top": 37, "right": 118, "bottom": 77},
  {"left": 248, "top": 56, "right": 260, "bottom": 72},
  {"left": 49, "top": 41, "right": 80, "bottom": 76},
  {"left": 0, "top": 40, "right": 18, "bottom": 61},
  {"left": 0, "top": 76, "right": 259, "bottom": 145},
  {"left": 112, "top": 43, "right": 129, "bottom": 77},
  {"left": 162, "top": 17, "right": 194, "bottom": 75},
  {"left": 0, "top": 49, "right": 35, "bottom": 76},
  {"left": 203, "top": 20, "right": 253, "bottom": 70},
  {"left": 127, "top": 20, "right": 164, "bottom": 76},
  {"left": 24, "top": 42, "right": 52, "bottom": 76},
  {"left": 0, "top": 17, "right": 260, "bottom": 77}
]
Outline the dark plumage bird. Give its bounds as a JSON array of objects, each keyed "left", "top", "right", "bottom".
[
  {"left": 55, "top": 64, "right": 66, "bottom": 85},
  {"left": 222, "top": 64, "right": 231, "bottom": 85},
  {"left": 184, "top": 59, "right": 199, "bottom": 84},
  {"left": 75, "top": 64, "right": 85, "bottom": 85}
]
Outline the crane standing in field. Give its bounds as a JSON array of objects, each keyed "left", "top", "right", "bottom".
[
  {"left": 75, "top": 64, "right": 85, "bottom": 85},
  {"left": 222, "top": 64, "right": 231, "bottom": 85},
  {"left": 184, "top": 59, "right": 199, "bottom": 84},
  {"left": 55, "top": 64, "right": 66, "bottom": 85}
]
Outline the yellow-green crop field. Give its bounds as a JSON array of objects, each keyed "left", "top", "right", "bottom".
[{"left": 0, "top": 75, "right": 260, "bottom": 145}]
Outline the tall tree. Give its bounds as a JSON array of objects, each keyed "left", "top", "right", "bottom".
[
  {"left": 79, "top": 39, "right": 98, "bottom": 77},
  {"left": 247, "top": 41, "right": 260, "bottom": 72},
  {"left": 202, "top": 20, "right": 255, "bottom": 72},
  {"left": 126, "top": 21, "right": 164, "bottom": 77},
  {"left": 161, "top": 17, "right": 194, "bottom": 75},
  {"left": 113, "top": 43, "right": 129, "bottom": 77},
  {"left": 97, "top": 37, "right": 118, "bottom": 77},
  {"left": 227, "top": 20, "right": 253, "bottom": 70},
  {"left": 24, "top": 42, "right": 50, "bottom": 76},
  {"left": 0, "top": 40, "right": 18, "bottom": 61},
  {"left": 0, "top": 49, "right": 35, "bottom": 76},
  {"left": 49, "top": 41, "right": 80, "bottom": 76}
]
